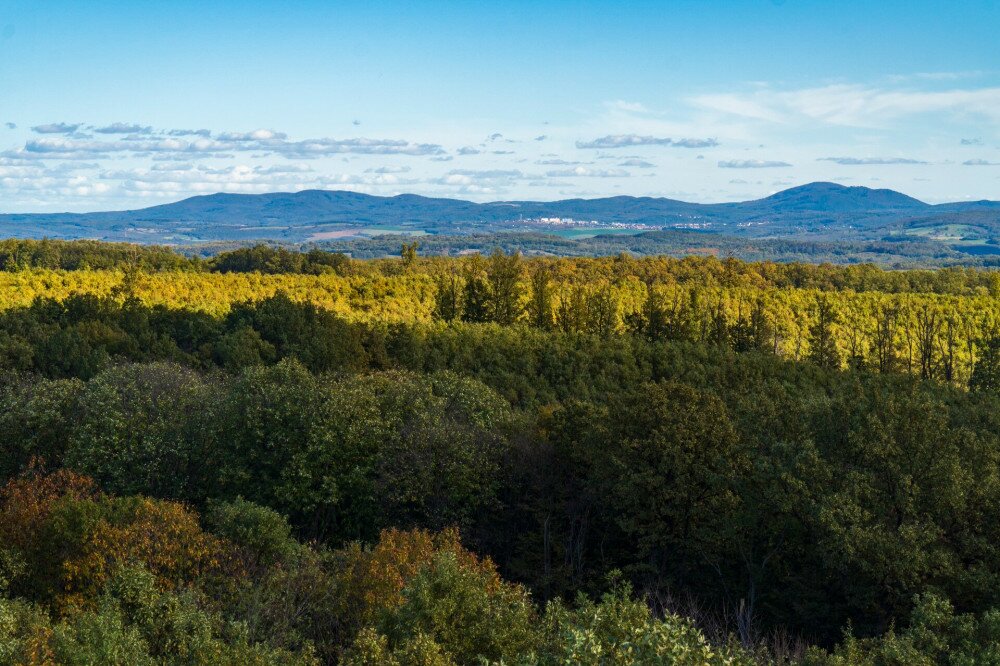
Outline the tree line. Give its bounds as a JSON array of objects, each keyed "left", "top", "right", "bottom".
[{"left": 4, "top": 239, "right": 1000, "bottom": 294}]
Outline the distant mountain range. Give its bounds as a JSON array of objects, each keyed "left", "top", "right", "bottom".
[{"left": 2, "top": 182, "right": 999, "bottom": 252}]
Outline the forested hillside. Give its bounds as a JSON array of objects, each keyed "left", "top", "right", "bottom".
[{"left": 4, "top": 240, "right": 1000, "bottom": 663}]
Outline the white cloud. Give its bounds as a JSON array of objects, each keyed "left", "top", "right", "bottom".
[
  {"left": 150, "top": 162, "right": 192, "bottom": 172},
  {"left": 22, "top": 137, "right": 218, "bottom": 157},
  {"left": 964, "top": 159, "right": 1000, "bottom": 166},
  {"left": 365, "top": 165, "right": 411, "bottom": 174},
  {"left": 10, "top": 130, "right": 445, "bottom": 161},
  {"left": 276, "top": 137, "right": 445, "bottom": 157},
  {"left": 98, "top": 162, "right": 418, "bottom": 195},
  {"left": 93, "top": 122, "right": 153, "bottom": 134},
  {"left": 609, "top": 100, "right": 649, "bottom": 113},
  {"left": 443, "top": 169, "right": 523, "bottom": 179},
  {"left": 545, "top": 166, "right": 629, "bottom": 177},
  {"left": 31, "top": 122, "right": 82, "bottom": 134},
  {"left": 167, "top": 128, "right": 212, "bottom": 137},
  {"left": 430, "top": 168, "right": 527, "bottom": 194},
  {"left": 717, "top": 159, "right": 791, "bottom": 168},
  {"left": 577, "top": 134, "right": 718, "bottom": 149},
  {"left": 255, "top": 164, "right": 314, "bottom": 175},
  {"left": 0, "top": 161, "right": 116, "bottom": 199},
  {"left": 319, "top": 172, "right": 417, "bottom": 186},
  {"left": 691, "top": 84, "right": 1000, "bottom": 127},
  {"left": 818, "top": 157, "right": 928, "bottom": 165},
  {"left": 216, "top": 129, "right": 288, "bottom": 141}
]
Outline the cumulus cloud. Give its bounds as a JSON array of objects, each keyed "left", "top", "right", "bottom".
[
  {"left": 4, "top": 123, "right": 15, "bottom": 130},
  {"left": 535, "top": 159, "right": 588, "bottom": 165},
  {"left": 0, "top": 158, "right": 115, "bottom": 198},
  {"left": 443, "top": 169, "right": 523, "bottom": 179},
  {"left": 216, "top": 129, "right": 288, "bottom": 141},
  {"left": 964, "top": 159, "right": 1000, "bottom": 166},
  {"left": 534, "top": 135, "right": 547, "bottom": 141},
  {"left": 432, "top": 168, "right": 526, "bottom": 194},
  {"left": 576, "top": 134, "right": 718, "bottom": 149},
  {"left": 22, "top": 137, "right": 221, "bottom": 158},
  {"left": 10, "top": 130, "right": 445, "bottom": 160},
  {"left": 545, "top": 166, "right": 629, "bottom": 177},
  {"left": 457, "top": 147, "right": 481, "bottom": 155},
  {"left": 290, "top": 138, "right": 449, "bottom": 157},
  {"left": 619, "top": 159, "right": 655, "bottom": 168},
  {"left": 254, "top": 164, "right": 314, "bottom": 175},
  {"left": 93, "top": 122, "right": 153, "bottom": 134},
  {"left": 365, "top": 165, "right": 411, "bottom": 174},
  {"left": 31, "top": 122, "right": 82, "bottom": 134},
  {"left": 671, "top": 138, "right": 721, "bottom": 148},
  {"left": 96, "top": 162, "right": 416, "bottom": 195},
  {"left": 167, "top": 129, "right": 212, "bottom": 137},
  {"left": 960, "top": 138, "right": 983, "bottom": 145},
  {"left": 151, "top": 161, "right": 194, "bottom": 171},
  {"left": 717, "top": 159, "right": 792, "bottom": 168},
  {"left": 609, "top": 100, "right": 649, "bottom": 113},
  {"left": 318, "top": 172, "right": 418, "bottom": 187},
  {"left": 817, "top": 157, "right": 928, "bottom": 165}
]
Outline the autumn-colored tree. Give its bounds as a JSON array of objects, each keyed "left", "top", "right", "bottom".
[
  {"left": 331, "top": 527, "right": 493, "bottom": 637},
  {"left": 59, "top": 497, "right": 236, "bottom": 608},
  {"left": 0, "top": 467, "right": 99, "bottom": 555}
]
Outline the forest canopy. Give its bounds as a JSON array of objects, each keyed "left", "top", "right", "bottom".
[{"left": 3, "top": 240, "right": 1000, "bottom": 663}]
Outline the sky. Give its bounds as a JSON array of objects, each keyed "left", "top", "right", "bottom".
[{"left": 1, "top": 0, "right": 999, "bottom": 213}]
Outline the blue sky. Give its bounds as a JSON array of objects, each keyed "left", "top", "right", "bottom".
[{"left": 1, "top": 0, "right": 999, "bottom": 212}]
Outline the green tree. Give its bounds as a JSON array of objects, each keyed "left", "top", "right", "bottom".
[
  {"left": 808, "top": 295, "right": 841, "bottom": 370},
  {"left": 487, "top": 249, "right": 525, "bottom": 325},
  {"left": 534, "top": 583, "right": 755, "bottom": 666},
  {"left": 0, "top": 377, "right": 85, "bottom": 480},
  {"left": 460, "top": 256, "right": 491, "bottom": 324},
  {"left": 400, "top": 242, "right": 420, "bottom": 269},
  {"left": 432, "top": 270, "right": 462, "bottom": 322},
  {"left": 804, "top": 592, "right": 1000, "bottom": 666},
  {"left": 585, "top": 287, "right": 619, "bottom": 336},
  {"left": 371, "top": 551, "right": 539, "bottom": 664},
  {"left": 528, "top": 266, "right": 555, "bottom": 330},
  {"left": 602, "top": 382, "right": 748, "bottom": 596},
  {"left": 970, "top": 327, "right": 1000, "bottom": 393},
  {"left": 64, "top": 363, "right": 222, "bottom": 501}
]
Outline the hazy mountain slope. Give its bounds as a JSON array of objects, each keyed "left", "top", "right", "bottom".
[
  {"left": 0, "top": 182, "right": 997, "bottom": 245},
  {"left": 733, "top": 182, "right": 929, "bottom": 213}
]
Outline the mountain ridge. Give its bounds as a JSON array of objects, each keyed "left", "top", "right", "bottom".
[{"left": 1, "top": 182, "right": 997, "bottom": 245}]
